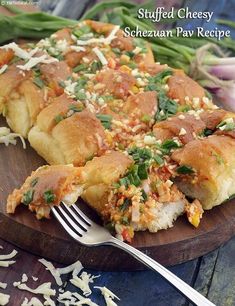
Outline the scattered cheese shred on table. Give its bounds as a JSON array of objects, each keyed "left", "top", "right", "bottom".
[
  {"left": 0, "top": 260, "right": 16, "bottom": 267},
  {"left": 0, "top": 293, "right": 10, "bottom": 306},
  {"left": 94, "top": 286, "right": 120, "bottom": 306},
  {"left": 0, "top": 127, "right": 26, "bottom": 149},
  {"left": 21, "top": 297, "right": 43, "bottom": 306},
  {"left": 0, "top": 249, "right": 18, "bottom": 261},
  {"left": 38, "top": 258, "right": 83, "bottom": 286},
  {"left": 70, "top": 271, "right": 100, "bottom": 297},
  {"left": 0, "top": 283, "right": 7, "bottom": 289},
  {"left": 13, "top": 282, "right": 56, "bottom": 297}
]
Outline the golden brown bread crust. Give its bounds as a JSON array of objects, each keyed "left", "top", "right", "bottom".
[
  {"left": 153, "top": 113, "right": 206, "bottom": 144},
  {"left": 171, "top": 135, "right": 235, "bottom": 209},
  {"left": 7, "top": 165, "right": 81, "bottom": 219},
  {"left": 81, "top": 151, "right": 132, "bottom": 213},
  {"left": 36, "top": 94, "right": 83, "bottom": 133},
  {"left": 123, "top": 91, "right": 157, "bottom": 119},
  {"left": 29, "top": 109, "right": 107, "bottom": 166},
  {"left": 95, "top": 69, "right": 136, "bottom": 99},
  {"left": 167, "top": 70, "right": 205, "bottom": 105}
]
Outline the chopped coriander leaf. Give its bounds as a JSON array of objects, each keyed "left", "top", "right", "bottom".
[
  {"left": 138, "top": 163, "right": 148, "bottom": 180},
  {"left": 160, "top": 139, "right": 180, "bottom": 155},
  {"left": 72, "top": 25, "right": 91, "bottom": 38},
  {"left": 9, "top": 56, "right": 20, "bottom": 65},
  {"left": 155, "top": 91, "right": 178, "bottom": 121},
  {"left": 112, "top": 48, "right": 121, "bottom": 55},
  {"left": 30, "top": 177, "right": 39, "bottom": 187},
  {"left": 119, "top": 198, "right": 131, "bottom": 212},
  {"left": 22, "top": 189, "right": 34, "bottom": 205},
  {"left": 144, "top": 83, "right": 161, "bottom": 92},
  {"left": 96, "top": 114, "right": 112, "bottom": 129},
  {"left": 54, "top": 114, "right": 65, "bottom": 123},
  {"left": 125, "top": 51, "right": 135, "bottom": 58},
  {"left": 75, "top": 78, "right": 88, "bottom": 92},
  {"left": 202, "top": 128, "right": 213, "bottom": 137},
  {"left": 100, "top": 95, "right": 113, "bottom": 101},
  {"left": 59, "top": 81, "right": 65, "bottom": 88},
  {"left": 141, "top": 189, "right": 148, "bottom": 201},
  {"left": 90, "top": 61, "right": 102, "bottom": 73},
  {"left": 150, "top": 69, "right": 173, "bottom": 84},
  {"left": 176, "top": 165, "right": 195, "bottom": 174},
  {"left": 33, "top": 77, "right": 45, "bottom": 89},
  {"left": 128, "top": 147, "right": 152, "bottom": 164},
  {"left": 43, "top": 190, "right": 56, "bottom": 204},
  {"left": 153, "top": 154, "right": 164, "bottom": 166},
  {"left": 73, "top": 63, "right": 88, "bottom": 73},
  {"left": 68, "top": 104, "right": 83, "bottom": 112},
  {"left": 75, "top": 92, "right": 87, "bottom": 100},
  {"left": 121, "top": 216, "right": 130, "bottom": 225},
  {"left": 127, "top": 62, "right": 137, "bottom": 69},
  {"left": 178, "top": 105, "right": 191, "bottom": 112}
]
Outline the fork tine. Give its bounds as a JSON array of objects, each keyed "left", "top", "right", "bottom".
[
  {"left": 57, "top": 206, "right": 85, "bottom": 235},
  {"left": 52, "top": 207, "right": 82, "bottom": 240},
  {"left": 71, "top": 203, "right": 92, "bottom": 225},
  {"left": 62, "top": 203, "right": 89, "bottom": 230}
]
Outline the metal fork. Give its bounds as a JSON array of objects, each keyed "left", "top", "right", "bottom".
[{"left": 52, "top": 203, "right": 215, "bottom": 306}]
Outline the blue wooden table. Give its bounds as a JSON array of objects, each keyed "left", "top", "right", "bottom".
[{"left": 1, "top": 1, "right": 235, "bottom": 305}]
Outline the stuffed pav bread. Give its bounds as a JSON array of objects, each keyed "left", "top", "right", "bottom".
[
  {"left": 171, "top": 135, "right": 235, "bottom": 209},
  {"left": 7, "top": 165, "right": 83, "bottom": 219}
]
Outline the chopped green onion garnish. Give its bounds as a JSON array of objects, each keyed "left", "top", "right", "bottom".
[
  {"left": 22, "top": 189, "right": 34, "bottom": 205},
  {"left": 96, "top": 114, "right": 112, "bottom": 129},
  {"left": 43, "top": 190, "right": 56, "bottom": 204},
  {"left": 176, "top": 165, "right": 195, "bottom": 174},
  {"left": 54, "top": 114, "right": 65, "bottom": 123},
  {"left": 30, "top": 177, "right": 39, "bottom": 187}
]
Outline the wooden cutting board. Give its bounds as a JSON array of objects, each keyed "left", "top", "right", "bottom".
[{"left": 0, "top": 117, "right": 235, "bottom": 271}]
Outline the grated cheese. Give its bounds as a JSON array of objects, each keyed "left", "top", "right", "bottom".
[
  {"left": 0, "top": 127, "right": 26, "bottom": 149},
  {"left": 179, "top": 128, "right": 187, "bottom": 136},
  {"left": 94, "top": 286, "right": 120, "bottom": 306},
  {"left": 0, "top": 249, "right": 17, "bottom": 260},
  {"left": 13, "top": 282, "right": 56, "bottom": 297},
  {"left": 0, "top": 42, "right": 31, "bottom": 60},
  {"left": 75, "top": 26, "right": 120, "bottom": 46},
  {"left": 38, "top": 259, "right": 62, "bottom": 286},
  {"left": 38, "top": 258, "right": 83, "bottom": 286},
  {"left": 0, "top": 283, "right": 7, "bottom": 289},
  {"left": 21, "top": 297, "right": 43, "bottom": 306},
  {"left": 70, "top": 46, "right": 86, "bottom": 53},
  {"left": 0, "top": 261, "right": 16, "bottom": 267},
  {"left": 70, "top": 271, "right": 100, "bottom": 297},
  {"left": 21, "top": 274, "right": 28, "bottom": 283},
  {"left": 17, "top": 55, "right": 58, "bottom": 71},
  {"left": 0, "top": 293, "right": 10, "bottom": 306},
  {"left": 92, "top": 47, "right": 108, "bottom": 66},
  {"left": 0, "top": 65, "right": 8, "bottom": 75}
]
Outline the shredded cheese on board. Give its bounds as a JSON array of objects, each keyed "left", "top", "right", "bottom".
[
  {"left": 0, "top": 293, "right": 10, "bottom": 306},
  {"left": 94, "top": 286, "right": 120, "bottom": 306},
  {"left": 0, "top": 127, "right": 26, "bottom": 149},
  {"left": 0, "top": 249, "right": 17, "bottom": 260},
  {"left": 70, "top": 272, "right": 100, "bottom": 297},
  {"left": 17, "top": 55, "right": 57, "bottom": 71},
  {"left": 0, "top": 283, "right": 7, "bottom": 290},
  {"left": 13, "top": 282, "right": 56, "bottom": 297},
  {"left": 0, "top": 260, "right": 16, "bottom": 267},
  {"left": 21, "top": 297, "right": 44, "bottom": 306}
]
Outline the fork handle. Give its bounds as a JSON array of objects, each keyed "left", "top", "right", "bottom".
[{"left": 108, "top": 237, "right": 215, "bottom": 306}]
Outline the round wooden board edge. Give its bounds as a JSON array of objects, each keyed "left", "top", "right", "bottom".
[{"left": 0, "top": 211, "right": 234, "bottom": 271}]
